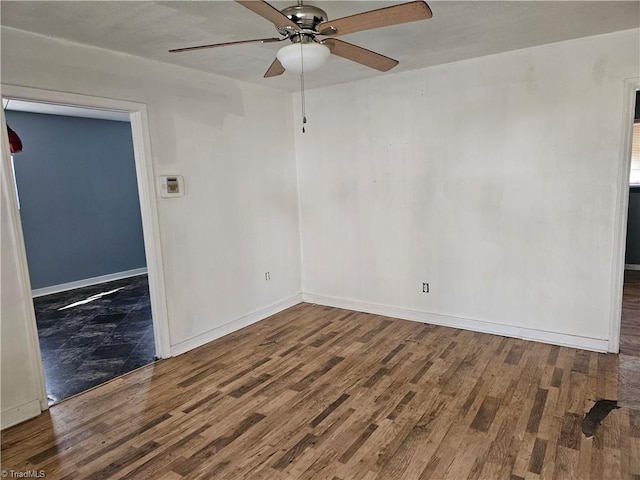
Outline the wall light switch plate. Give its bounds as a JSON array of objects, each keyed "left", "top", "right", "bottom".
[{"left": 159, "top": 175, "right": 184, "bottom": 198}]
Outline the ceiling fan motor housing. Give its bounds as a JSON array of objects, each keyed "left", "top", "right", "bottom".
[{"left": 278, "top": 4, "right": 328, "bottom": 33}]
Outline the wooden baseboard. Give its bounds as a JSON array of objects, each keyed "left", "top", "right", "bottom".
[
  {"left": 302, "top": 293, "right": 609, "bottom": 353},
  {"left": 170, "top": 294, "right": 304, "bottom": 356},
  {"left": 1, "top": 399, "right": 43, "bottom": 430},
  {"left": 32, "top": 268, "right": 148, "bottom": 298}
]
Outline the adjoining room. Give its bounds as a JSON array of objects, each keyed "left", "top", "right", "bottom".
[
  {"left": 622, "top": 93, "right": 640, "bottom": 357},
  {"left": 4, "top": 102, "right": 156, "bottom": 405}
]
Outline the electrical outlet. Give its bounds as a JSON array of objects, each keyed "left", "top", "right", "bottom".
[
  {"left": 265, "top": 272, "right": 271, "bottom": 281},
  {"left": 422, "top": 282, "right": 429, "bottom": 293}
]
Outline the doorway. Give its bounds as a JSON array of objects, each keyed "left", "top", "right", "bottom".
[
  {"left": 2, "top": 85, "right": 170, "bottom": 410},
  {"left": 620, "top": 90, "right": 640, "bottom": 357},
  {"left": 5, "top": 100, "right": 157, "bottom": 404}
]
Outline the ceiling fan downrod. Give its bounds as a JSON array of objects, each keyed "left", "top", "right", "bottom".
[{"left": 277, "top": 2, "right": 328, "bottom": 35}]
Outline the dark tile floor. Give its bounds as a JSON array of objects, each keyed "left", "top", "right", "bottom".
[
  {"left": 621, "top": 269, "right": 640, "bottom": 357},
  {"left": 33, "top": 274, "right": 156, "bottom": 405}
]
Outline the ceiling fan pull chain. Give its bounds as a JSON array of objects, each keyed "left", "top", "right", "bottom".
[
  {"left": 300, "top": 37, "right": 307, "bottom": 133},
  {"left": 301, "top": 75, "right": 306, "bottom": 133}
]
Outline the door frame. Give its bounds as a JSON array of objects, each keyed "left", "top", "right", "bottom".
[
  {"left": 609, "top": 77, "right": 640, "bottom": 353},
  {"left": 1, "top": 85, "right": 171, "bottom": 399}
]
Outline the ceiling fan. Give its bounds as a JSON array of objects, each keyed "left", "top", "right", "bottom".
[{"left": 169, "top": 0, "right": 433, "bottom": 78}]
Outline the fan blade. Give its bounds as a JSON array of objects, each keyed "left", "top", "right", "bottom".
[
  {"left": 264, "top": 58, "right": 285, "bottom": 78},
  {"left": 324, "top": 39, "right": 398, "bottom": 72},
  {"left": 319, "top": 1, "right": 432, "bottom": 37},
  {"left": 235, "top": 0, "right": 300, "bottom": 31},
  {"left": 169, "top": 37, "right": 283, "bottom": 53}
]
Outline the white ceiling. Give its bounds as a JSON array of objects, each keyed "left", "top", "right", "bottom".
[{"left": 1, "top": 1, "right": 639, "bottom": 92}]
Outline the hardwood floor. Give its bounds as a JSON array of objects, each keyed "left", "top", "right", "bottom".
[
  {"left": 621, "top": 269, "right": 640, "bottom": 357},
  {"left": 2, "top": 303, "right": 639, "bottom": 479}
]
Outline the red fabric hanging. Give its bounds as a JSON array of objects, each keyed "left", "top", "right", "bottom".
[{"left": 7, "top": 124, "right": 23, "bottom": 153}]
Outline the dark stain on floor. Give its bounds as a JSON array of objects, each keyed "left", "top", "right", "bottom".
[{"left": 582, "top": 399, "right": 620, "bottom": 437}]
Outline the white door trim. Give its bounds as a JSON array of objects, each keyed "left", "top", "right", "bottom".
[
  {"left": 1, "top": 109, "right": 48, "bottom": 413},
  {"left": 1, "top": 84, "right": 172, "bottom": 365},
  {"left": 609, "top": 77, "right": 640, "bottom": 353}
]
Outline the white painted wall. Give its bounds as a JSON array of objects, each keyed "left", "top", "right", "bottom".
[
  {"left": 1, "top": 27, "right": 302, "bottom": 426},
  {"left": 296, "top": 29, "right": 640, "bottom": 347}
]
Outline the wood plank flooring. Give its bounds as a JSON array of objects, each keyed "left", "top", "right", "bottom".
[{"left": 2, "top": 303, "right": 639, "bottom": 479}]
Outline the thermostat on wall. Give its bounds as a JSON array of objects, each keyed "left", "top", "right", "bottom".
[{"left": 159, "top": 175, "right": 184, "bottom": 198}]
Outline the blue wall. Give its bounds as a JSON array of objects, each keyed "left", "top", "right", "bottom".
[
  {"left": 627, "top": 92, "right": 640, "bottom": 266},
  {"left": 6, "top": 111, "right": 146, "bottom": 290},
  {"left": 627, "top": 187, "right": 640, "bottom": 266}
]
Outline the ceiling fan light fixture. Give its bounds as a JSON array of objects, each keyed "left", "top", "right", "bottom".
[{"left": 276, "top": 42, "right": 330, "bottom": 73}]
